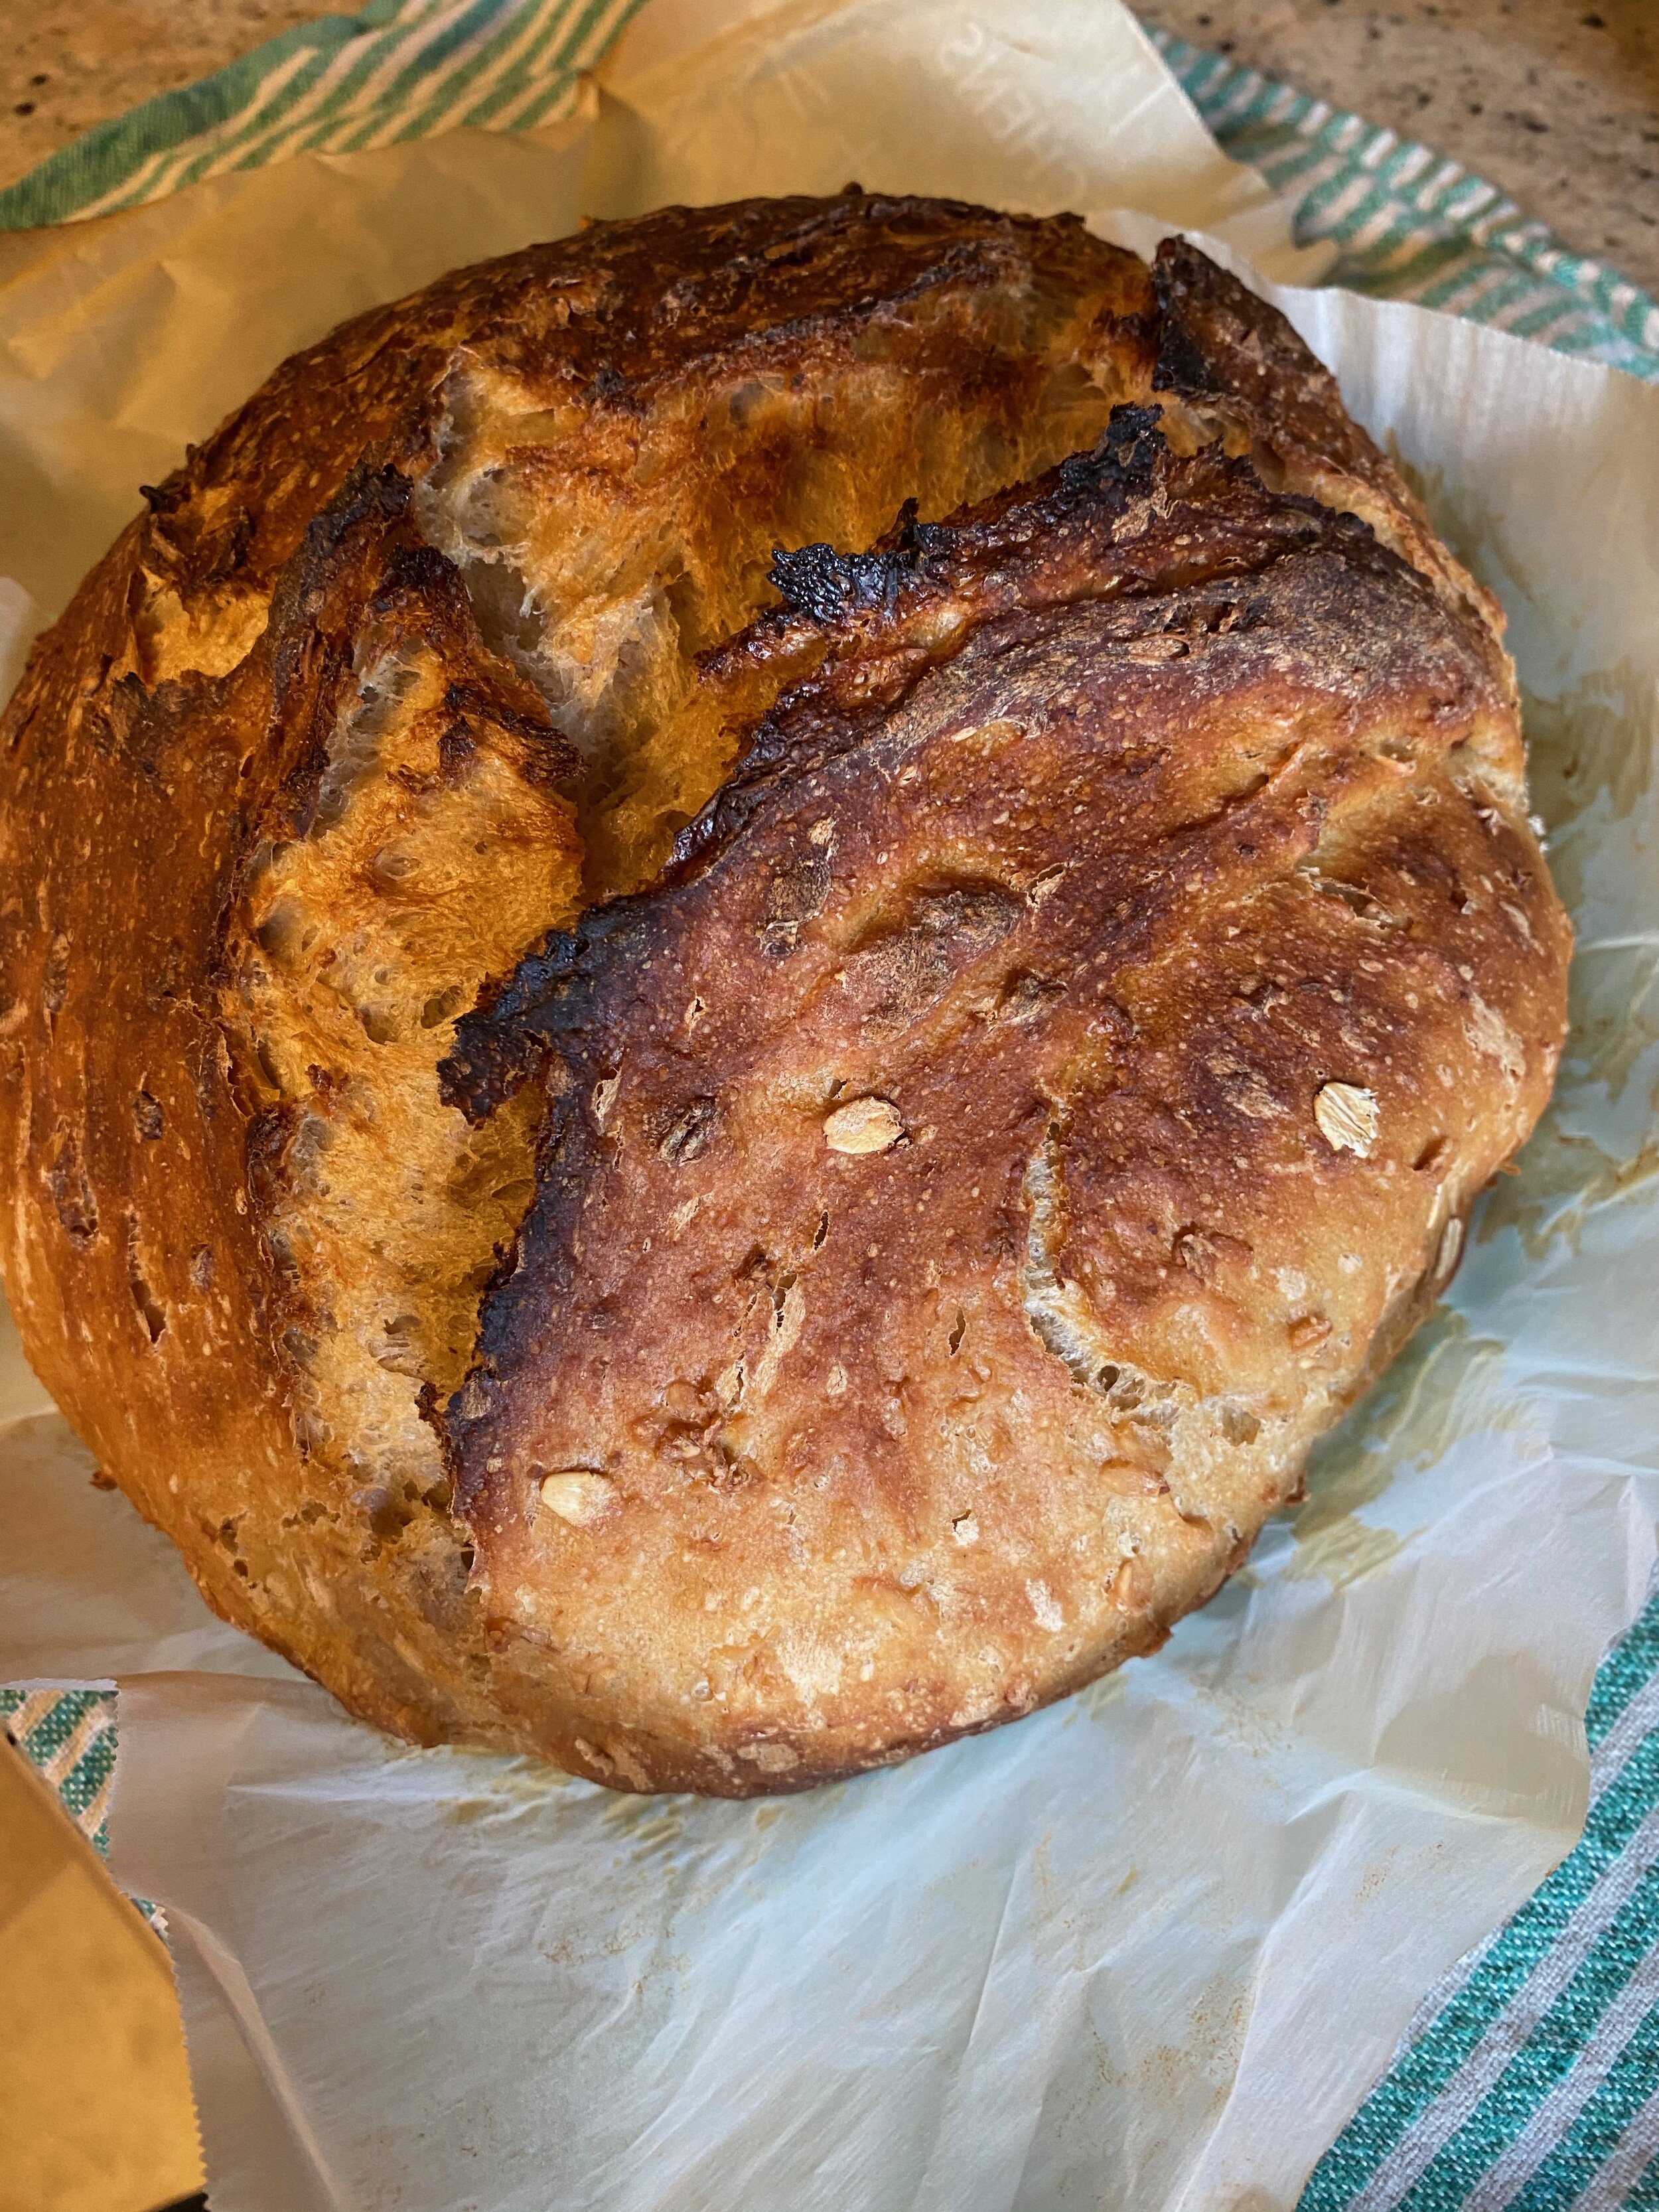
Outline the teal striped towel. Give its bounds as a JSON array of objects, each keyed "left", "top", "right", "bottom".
[
  {"left": 1302, "top": 1601, "right": 1659, "bottom": 2211},
  {"left": 0, "top": 1687, "right": 157, "bottom": 1926},
  {"left": 5, "top": 6, "right": 1659, "bottom": 2207}
]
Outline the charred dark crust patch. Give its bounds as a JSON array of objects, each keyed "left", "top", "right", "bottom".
[
  {"left": 661, "top": 421, "right": 1406, "bottom": 883},
  {"left": 440, "top": 411, "right": 1459, "bottom": 1137},
  {"left": 766, "top": 405, "right": 1167, "bottom": 624},
  {"left": 441, "top": 409, "right": 1318, "bottom": 1118},
  {"left": 439, "top": 926, "right": 586, "bottom": 1126}
]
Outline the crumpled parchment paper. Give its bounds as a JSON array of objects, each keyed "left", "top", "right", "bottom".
[{"left": 1, "top": 4, "right": 1656, "bottom": 2206}]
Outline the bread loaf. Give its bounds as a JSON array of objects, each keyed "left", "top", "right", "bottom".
[{"left": 0, "top": 194, "right": 1569, "bottom": 1794}]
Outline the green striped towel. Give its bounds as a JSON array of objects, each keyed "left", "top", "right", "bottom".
[
  {"left": 1301, "top": 1600, "right": 1659, "bottom": 2211},
  {"left": 1, "top": 1686, "right": 157, "bottom": 1925},
  {"left": 1, "top": 1686, "right": 118, "bottom": 1846},
  {"left": 5, "top": 5, "right": 1659, "bottom": 2205}
]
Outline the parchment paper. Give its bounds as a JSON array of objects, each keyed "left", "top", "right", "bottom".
[{"left": 1, "top": 5, "right": 1656, "bottom": 2207}]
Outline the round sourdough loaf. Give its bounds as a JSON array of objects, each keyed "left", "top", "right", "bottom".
[{"left": 0, "top": 194, "right": 1569, "bottom": 1794}]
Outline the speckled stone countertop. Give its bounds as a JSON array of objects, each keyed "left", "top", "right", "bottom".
[{"left": 1, "top": 2, "right": 1656, "bottom": 277}]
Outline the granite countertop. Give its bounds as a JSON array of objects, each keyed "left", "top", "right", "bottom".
[{"left": 2, "top": 0, "right": 1656, "bottom": 293}]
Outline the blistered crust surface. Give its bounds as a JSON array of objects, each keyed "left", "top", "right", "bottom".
[{"left": 0, "top": 194, "right": 1570, "bottom": 1794}]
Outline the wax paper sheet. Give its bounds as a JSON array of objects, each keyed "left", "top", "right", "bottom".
[{"left": 1, "top": 4, "right": 1656, "bottom": 2207}]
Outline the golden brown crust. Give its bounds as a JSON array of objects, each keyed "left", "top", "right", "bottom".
[{"left": 0, "top": 194, "right": 1569, "bottom": 1793}]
